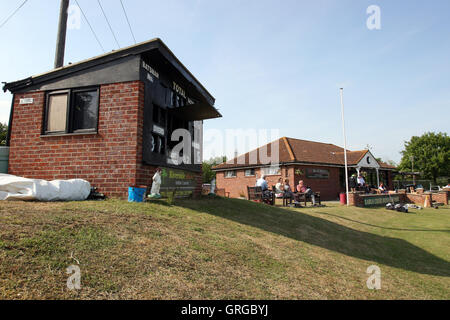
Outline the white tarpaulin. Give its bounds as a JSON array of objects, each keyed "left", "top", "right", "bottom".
[{"left": 0, "top": 174, "right": 91, "bottom": 201}]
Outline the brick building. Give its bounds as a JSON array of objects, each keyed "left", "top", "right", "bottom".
[
  {"left": 3, "top": 39, "right": 221, "bottom": 198},
  {"left": 213, "top": 137, "right": 396, "bottom": 200}
]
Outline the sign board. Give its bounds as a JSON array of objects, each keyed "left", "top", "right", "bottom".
[
  {"left": 306, "top": 168, "right": 329, "bottom": 179},
  {"left": 363, "top": 195, "right": 399, "bottom": 207},
  {"left": 19, "top": 98, "right": 34, "bottom": 105},
  {"left": 160, "top": 167, "right": 197, "bottom": 198}
]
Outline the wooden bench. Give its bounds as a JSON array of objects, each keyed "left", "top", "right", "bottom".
[
  {"left": 247, "top": 186, "right": 274, "bottom": 205},
  {"left": 273, "top": 185, "right": 297, "bottom": 207},
  {"left": 295, "top": 191, "right": 321, "bottom": 206}
]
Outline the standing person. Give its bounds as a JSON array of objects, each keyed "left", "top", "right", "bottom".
[
  {"left": 150, "top": 167, "right": 162, "bottom": 199},
  {"left": 296, "top": 180, "right": 316, "bottom": 206},
  {"left": 349, "top": 174, "right": 357, "bottom": 192},
  {"left": 357, "top": 173, "right": 366, "bottom": 189}
]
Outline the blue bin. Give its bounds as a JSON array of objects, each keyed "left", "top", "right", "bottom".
[{"left": 128, "top": 187, "right": 146, "bottom": 202}]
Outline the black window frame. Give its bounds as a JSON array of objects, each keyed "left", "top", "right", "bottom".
[{"left": 44, "top": 87, "right": 100, "bottom": 135}]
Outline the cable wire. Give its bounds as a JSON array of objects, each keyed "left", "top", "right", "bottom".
[
  {"left": 75, "top": 0, "right": 105, "bottom": 53},
  {"left": 97, "top": 0, "right": 120, "bottom": 49},
  {"left": 119, "top": 0, "right": 136, "bottom": 44},
  {"left": 0, "top": 0, "right": 29, "bottom": 30}
]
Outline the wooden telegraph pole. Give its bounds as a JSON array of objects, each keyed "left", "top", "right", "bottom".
[{"left": 54, "top": 0, "right": 70, "bottom": 68}]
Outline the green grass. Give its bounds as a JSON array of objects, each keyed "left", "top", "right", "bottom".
[{"left": 0, "top": 198, "right": 449, "bottom": 299}]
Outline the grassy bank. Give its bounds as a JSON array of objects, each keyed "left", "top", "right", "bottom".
[{"left": 0, "top": 198, "right": 449, "bottom": 299}]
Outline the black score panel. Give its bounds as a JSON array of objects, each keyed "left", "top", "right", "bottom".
[{"left": 140, "top": 57, "right": 202, "bottom": 172}]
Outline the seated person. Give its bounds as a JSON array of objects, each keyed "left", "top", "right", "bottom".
[
  {"left": 378, "top": 182, "right": 387, "bottom": 194},
  {"left": 296, "top": 180, "right": 316, "bottom": 206},
  {"left": 256, "top": 175, "right": 272, "bottom": 199},
  {"left": 256, "top": 175, "right": 268, "bottom": 191},
  {"left": 274, "top": 177, "right": 284, "bottom": 197},
  {"left": 283, "top": 179, "right": 294, "bottom": 205}
]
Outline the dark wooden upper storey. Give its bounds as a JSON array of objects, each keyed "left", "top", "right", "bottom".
[{"left": 3, "top": 38, "right": 221, "bottom": 121}]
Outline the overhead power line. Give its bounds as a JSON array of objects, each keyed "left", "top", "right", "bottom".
[
  {"left": 75, "top": 0, "right": 105, "bottom": 53},
  {"left": 119, "top": 0, "right": 136, "bottom": 44},
  {"left": 97, "top": 0, "right": 120, "bottom": 49},
  {"left": 0, "top": 0, "right": 29, "bottom": 30}
]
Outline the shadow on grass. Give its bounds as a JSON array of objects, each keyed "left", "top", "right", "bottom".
[{"left": 177, "top": 198, "right": 450, "bottom": 277}]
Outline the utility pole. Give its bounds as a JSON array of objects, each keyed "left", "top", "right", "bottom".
[
  {"left": 54, "top": 0, "right": 70, "bottom": 69},
  {"left": 340, "top": 88, "right": 350, "bottom": 206}
]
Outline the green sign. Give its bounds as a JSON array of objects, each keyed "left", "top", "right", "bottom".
[
  {"left": 160, "top": 168, "right": 197, "bottom": 198},
  {"left": 363, "top": 195, "right": 399, "bottom": 207}
]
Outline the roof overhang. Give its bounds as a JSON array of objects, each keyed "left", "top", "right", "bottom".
[
  {"left": 3, "top": 38, "right": 215, "bottom": 106},
  {"left": 169, "top": 102, "right": 222, "bottom": 121}
]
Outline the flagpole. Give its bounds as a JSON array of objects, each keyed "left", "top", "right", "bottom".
[{"left": 340, "top": 88, "right": 350, "bottom": 206}]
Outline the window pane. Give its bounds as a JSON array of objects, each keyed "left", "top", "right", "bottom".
[
  {"left": 72, "top": 90, "right": 98, "bottom": 131},
  {"left": 245, "top": 169, "right": 255, "bottom": 176},
  {"left": 225, "top": 171, "right": 236, "bottom": 178},
  {"left": 262, "top": 166, "right": 280, "bottom": 176},
  {"left": 47, "top": 94, "right": 68, "bottom": 132}
]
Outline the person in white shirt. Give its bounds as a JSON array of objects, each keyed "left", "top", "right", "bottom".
[
  {"left": 357, "top": 174, "right": 366, "bottom": 187},
  {"left": 256, "top": 175, "right": 269, "bottom": 191},
  {"left": 275, "top": 178, "right": 284, "bottom": 197},
  {"left": 378, "top": 182, "right": 387, "bottom": 194},
  {"left": 150, "top": 168, "right": 162, "bottom": 198}
]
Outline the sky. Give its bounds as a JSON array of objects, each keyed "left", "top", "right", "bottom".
[{"left": 0, "top": 0, "right": 449, "bottom": 163}]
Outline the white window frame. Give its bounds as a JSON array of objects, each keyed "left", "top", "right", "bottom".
[
  {"left": 225, "top": 170, "right": 237, "bottom": 178},
  {"left": 262, "top": 166, "right": 281, "bottom": 176}
]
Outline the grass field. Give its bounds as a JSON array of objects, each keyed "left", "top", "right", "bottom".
[{"left": 0, "top": 197, "right": 449, "bottom": 299}]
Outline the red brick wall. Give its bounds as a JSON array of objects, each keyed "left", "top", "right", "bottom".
[
  {"left": 432, "top": 192, "right": 448, "bottom": 205},
  {"left": 9, "top": 80, "right": 203, "bottom": 199},
  {"left": 293, "top": 165, "right": 342, "bottom": 201},
  {"left": 215, "top": 164, "right": 342, "bottom": 201},
  {"left": 9, "top": 81, "right": 143, "bottom": 198}
]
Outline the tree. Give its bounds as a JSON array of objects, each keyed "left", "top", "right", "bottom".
[
  {"left": 398, "top": 132, "right": 450, "bottom": 183},
  {"left": 0, "top": 123, "right": 8, "bottom": 146},
  {"left": 202, "top": 156, "right": 227, "bottom": 183}
]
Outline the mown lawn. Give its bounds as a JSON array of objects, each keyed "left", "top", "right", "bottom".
[{"left": 0, "top": 197, "right": 449, "bottom": 299}]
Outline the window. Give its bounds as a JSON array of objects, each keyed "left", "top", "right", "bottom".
[
  {"left": 45, "top": 88, "right": 99, "bottom": 134},
  {"left": 262, "top": 166, "right": 281, "bottom": 176},
  {"left": 46, "top": 93, "right": 68, "bottom": 132},
  {"left": 225, "top": 170, "right": 237, "bottom": 178},
  {"left": 170, "top": 89, "right": 186, "bottom": 108},
  {"left": 152, "top": 105, "right": 166, "bottom": 155},
  {"left": 72, "top": 89, "right": 99, "bottom": 132},
  {"left": 245, "top": 168, "right": 255, "bottom": 176}
]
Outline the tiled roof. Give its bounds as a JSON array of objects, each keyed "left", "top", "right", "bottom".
[{"left": 212, "top": 137, "right": 396, "bottom": 170}]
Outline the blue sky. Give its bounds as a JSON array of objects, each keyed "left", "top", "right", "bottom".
[{"left": 1, "top": 0, "right": 449, "bottom": 163}]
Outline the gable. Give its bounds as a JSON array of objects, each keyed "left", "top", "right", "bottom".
[{"left": 356, "top": 150, "right": 380, "bottom": 168}]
